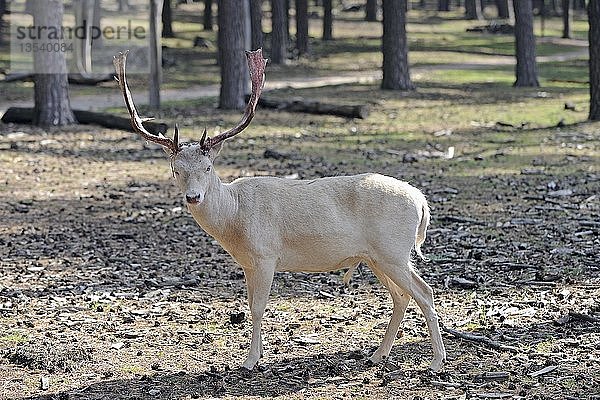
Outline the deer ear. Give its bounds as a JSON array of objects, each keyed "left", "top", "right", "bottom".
[{"left": 208, "top": 141, "right": 223, "bottom": 160}]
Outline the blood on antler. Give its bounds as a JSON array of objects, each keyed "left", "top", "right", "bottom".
[{"left": 113, "top": 49, "right": 267, "bottom": 155}]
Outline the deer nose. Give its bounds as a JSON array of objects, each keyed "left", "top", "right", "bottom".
[{"left": 186, "top": 194, "right": 200, "bottom": 204}]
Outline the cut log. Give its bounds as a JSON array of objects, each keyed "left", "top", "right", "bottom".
[
  {"left": 1, "top": 107, "right": 168, "bottom": 135},
  {"left": 2, "top": 73, "right": 114, "bottom": 85},
  {"left": 250, "top": 96, "right": 369, "bottom": 119}
]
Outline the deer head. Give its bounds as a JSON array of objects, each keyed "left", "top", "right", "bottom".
[{"left": 113, "top": 49, "right": 267, "bottom": 205}]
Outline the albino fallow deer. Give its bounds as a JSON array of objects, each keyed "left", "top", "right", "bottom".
[{"left": 113, "top": 49, "right": 446, "bottom": 372}]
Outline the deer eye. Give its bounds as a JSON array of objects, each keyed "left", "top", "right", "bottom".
[
  {"left": 205, "top": 166, "right": 211, "bottom": 173},
  {"left": 174, "top": 171, "right": 180, "bottom": 176}
]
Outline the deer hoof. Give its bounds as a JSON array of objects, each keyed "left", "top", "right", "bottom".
[
  {"left": 429, "top": 355, "right": 446, "bottom": 373},
  {"left": 368, "top": 352, "right": 386, "bottom": 365},
  {"left": 241, "top": 355, "right": 259, "bottom": 370}
]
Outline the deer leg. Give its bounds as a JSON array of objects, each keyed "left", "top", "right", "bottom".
[
  {"left": 369, "top": 268, "right": 411, "bottom": 364},
  {"left": 241, "top": 264, "right": 274, "bottom": 370},
  {"left": 243, "top": 268, "right": 262, "bottom": 357},
  {"left": 378, "top": 262, "right": 447, "bottom": 372}
]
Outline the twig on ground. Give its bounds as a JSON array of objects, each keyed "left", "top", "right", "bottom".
[{"left": 442, "top": 326, "right": 518, "bottom": 352}]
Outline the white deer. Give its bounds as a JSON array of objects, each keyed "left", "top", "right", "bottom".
[{"left": 113, "top": 49, "right": 446, "bottom": 372}]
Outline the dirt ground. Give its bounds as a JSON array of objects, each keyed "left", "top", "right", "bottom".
[{"left": 0, "top": 112, "right": 599, "bottom": 400}]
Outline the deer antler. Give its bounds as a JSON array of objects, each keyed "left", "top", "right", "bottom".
[
  {"left": 200, "top": 49, "right": 268, "bottom": 152},
  {"left": 113, "top": 51, "right": 179, "bottom": 154}
]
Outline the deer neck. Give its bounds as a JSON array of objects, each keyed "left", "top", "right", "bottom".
[{"left": 187, "top": 172, "right": 238, "bottom": 239}]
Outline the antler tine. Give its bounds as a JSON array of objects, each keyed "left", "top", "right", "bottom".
[
  {"left": 113, "top": 51, "right": 178, "bottom": 154},
  {"left": 202, "top": 49, "right": 267, "bottom": 151}
]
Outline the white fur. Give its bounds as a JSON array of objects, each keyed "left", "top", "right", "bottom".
[{"left": 171, "top": 144, "right": 446, "bottom": 372}]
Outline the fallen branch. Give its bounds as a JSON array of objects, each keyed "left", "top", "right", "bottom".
[
  {"left": 250, "top": 96, "right": 369, "bottom": 119},
  {"left": 442, "top": 326, "right": 518, "bottom": 352},
  {"left": 2, "top": 73, "right": 114, "bottom": 85},
  {"left": 568, "top": 311, "right": 600, "bottom": 323},
  {"left": 1, "top": 107, "right": 168, "bottom": 135}
]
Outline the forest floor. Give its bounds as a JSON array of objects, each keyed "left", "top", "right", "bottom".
[
  {"left": 1, "top": 7, "right": 599, "bottom": 400},
  {"left": 1, "top": 81, "right": 599, "bottom": 399}
]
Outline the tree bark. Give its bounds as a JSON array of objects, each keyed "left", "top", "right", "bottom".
[
  {"left": 381, "top": 0, "right": 414, "bottom": 90},
  {"left": 366, "top": 0, "right": 378, "bottom": 21},
  {"left": 285, "top": 0, "right": 290, "bottom": 38},
  {"left": 203, "top": 0, "right": 213, "bottom": 31},
  {"left": 296, "top": 0, "right": 309, "bottom": 55},
  {"left": 562, "top": 0, "right": 571, "bottom": 39},
  {"left": 495, "top": 0, "right": 514, "bottom": 21},
  {"left": 149, "top": 0, "right": 163, "bottom": 110},
  {"left": 118, "top": 0, "right": 128, "bottom": 12},
  {"left": 162, "top": 0, "right": 174, "bottom": 38},
  {"left": 323, "top": 0, "right": 333, "bottom": 40},
  {"left": 589, "top": 0, "right": 600, "bottom": 120},
  {"left": 250, "top": 0, "right": 264, "bottom": 49},
  {"left": 218, "top": 0, "right": 247, "bottom": 109},
  {"left": 438, "top": 0, "right": 451, "bottom": 12},
  {"left": 513, "top": 0, "right": 539, "bottom": 87},
  {"left": 32, "top": 0, "right": 76, "bottom": 126},
  {"left": 271, "top": 0, "right": 288, "bottom": 64},
  {"left": 465, "top": 0, "right": 483, "bottom": 19}
]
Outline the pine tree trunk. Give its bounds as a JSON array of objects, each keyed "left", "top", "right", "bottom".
[
  {"left": 323, "top": 0, "right": 333, "bottom": 40},
  {"left": 0, "top": 0, "right": 5, "bottom": 45},
  {"left": 250, "top": 0, "right": 264, "bottom": 49},
  {"left": 271, "top": 0, "right": 288, "bottom": 64},
  {"left": 162, "top": 0, "right": 174, "bottom": 38},
  {"left": 589, "top": 0, "right": 600, "bottom": 120},
  {"left": 562, "top": 0, "right": 571, "bottom": 39},
  {"left": 118, "top": 0, "right": 128, "bottom": 12},
  {"left": 465, "top": 0, "right": 483, "bottom": 19},
  {"left": 296, "top": 0, "right": 309, "bottom": 55},
  {"left": 513, "top": 0, "right": 539, "bottom": 87},
  {"left": 495, "top": 0, "right": 514, "bottom": 20},
  {"left": 438, "top": 0, "right": 450, "bottom": 12},
  {"left": 366, "top": 0, "right": 378, "bottom": 21},
  {"left": 218, "top": 0, "right": 247, "bottom": 109},
  {"left": 32, "top": 0, "right": 76, "bottom": 126},
  {"left": 285, "top": 0, "right": 290, "bottom": 38},
  {"left": 203, "top": 0, "right": 213, "bottom": 31},
  {"left": 149, "top": 0, "right": 163, "bottom": 110},
  {"left": 381, "top": 0, "right": 414, "bottom": 90}
]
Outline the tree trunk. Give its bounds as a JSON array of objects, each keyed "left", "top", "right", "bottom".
[
  {"left": 589, "top": 0, "right": 600, "bottom": 120},
  {"left": 295, "top": 0, "right": 309, "bottom": 55},
  {"left": 271, "top": 0, "right": 288, "bottom": 64},
  {"left": 381, "top": 0, "right": 414, "bottom": 90},
  {"left": 218, "top": 0, "right": 247, "bottom": 109},
  {"left": 32, "top": 0, "right": 76, "bottom": 126},
  {"left": 465, "top": 0, "right": 483, "bottom": 19},
  {"left": 0, "top": 0, "right": 5, "bottom": 19},
  {"left": 438, "top": 0, "right": 451, "bottom": 11},
  {"left": 118, "top": 0, "right": 128, "bottom": 12},
  {"left": 149, "top": 0, "right": 163, "bottom": 110},
  {"left": 513, "top": 0, "right": 539, "bottom": 87},
  {"left": 285, "top": 0, "right": 290, "bottom": 38},
  {"left": 250, "top": 0, "right": 264, "bottom": 49},
  {"left": 495, "top": 0, "right": 514, "bottom": 20},
  {"left": 562, "top": 0, "right": 571, "bottom": 39},
  {"left": 203, "top": 0, "right": 213, "bottom": 31},
  {"left": 323, "top": 0, "right": 333, "bottom": 40},
  {"left": 366, "top": 0, "right": 378, "bottom": 21},
  {"left": 162, "top": 0, "right": 174, "bottom": 38}
]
